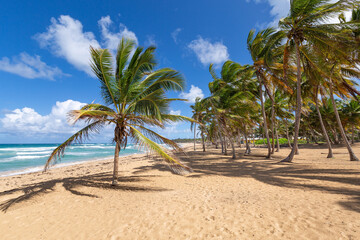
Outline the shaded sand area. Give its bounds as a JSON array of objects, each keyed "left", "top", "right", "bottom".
[{"left": 1, "top": 143, "right": 360, "bottom": 239}]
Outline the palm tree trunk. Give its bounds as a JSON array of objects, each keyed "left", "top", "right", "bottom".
[
  {"left": 271, "top": 99, "right": 275, "bottom": 154},
  {"left": 238, "top": 134, "right": 242, "bottom": 148},
  {"left": 281, "top": 41, "right": 302, "bottom": 162},
  {"left": 244, "top": 133, "right": 251, "bottom": 155},
  {"left": 285, "top": 119, "right": 292, "bottom": 149},
  {"left": 231, "top": 137, "right": 236, "bottom": 159},
  {"left": 352, "top": 125, "right": 355, "bottom": 144},
  {"left": 314, "top": 93, "right": 333, "bottom": 157},
  {"left": 112, "top": 142, "right": 120, "bottom": 185},
  {"left": 330, "top": 127, "right": 339, "bottom": 144},
  {"left": 275, "top": 120, "right": 280, "bottom": 152},
  {"left": 329, "top": 80, "right": 359, "bottom": 161},
  {"left": 224, "top": 135, "right": 228, "bottom": 155},
  {"left": 309, "top": 128, "right": 318, "bottom": 144},
  {"left": 257, "top": 75, "right": 272, "bottom": 158},
  {"left": 252, "top": 130, "right": 256, "bottom": 148},
  {"left": 219, "top": 132, "right": 224, "bottom": 153},
  {"left": 193, "top": 123, "right": 196, "bottom": 151},
  {"left": 201, "top": 131, "right": 206, "bottom": 152}
]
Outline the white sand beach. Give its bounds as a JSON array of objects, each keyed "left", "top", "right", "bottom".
[{"left": 1, "top": 144, "right": 360, "bottom": 239}]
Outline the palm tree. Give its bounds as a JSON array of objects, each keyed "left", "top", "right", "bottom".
[
  {"left": 246, "top": 28, "right": 280, "bottom": 159},
  {"left": 278, "top": 0, "right": 355, "bottom": 162},
  {"left": 190, "top": 97, "right": 202, "bottom": 151},
  {"left": 44, "top": 38, "right": 192, "bottom": 185},
  {"left": 190, "top": 98, "right": 207, "bottom": 152},
  {"left": 341, "top": 99, "right": 360, "bottom": 144}
]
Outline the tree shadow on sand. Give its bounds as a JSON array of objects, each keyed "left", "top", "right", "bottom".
[
  {"left": 0, "top": 172, "right": 168, "bottom": 212},
  {"left": 134, "top": 147, "right": 360, "bottom": 213}
]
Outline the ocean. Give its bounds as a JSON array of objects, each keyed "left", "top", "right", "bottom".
[{"left": 0, "top": 143, "right": 142, "bottom": 177}]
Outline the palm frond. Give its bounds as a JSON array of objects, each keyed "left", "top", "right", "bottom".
[{"left": 44, "top": 120, "right": 105, "bottom": 171}]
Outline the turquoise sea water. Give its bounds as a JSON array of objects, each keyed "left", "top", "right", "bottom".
[{"left": 0, "top": 143, "right": 141, "bottom": 176}]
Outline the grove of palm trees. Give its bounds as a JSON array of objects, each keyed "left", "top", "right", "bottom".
[{"left": 191, "top": 0, "right": 360, "bottom": 163}]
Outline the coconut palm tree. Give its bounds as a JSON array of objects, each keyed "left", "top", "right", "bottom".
[
  {"left": 44, "top": 38, "right": 192, "bottom": 185},
  {"left": 341, "top": 99, "right": 360, "bottom": 144},
  {"left": 190, "top": 97, "right": 207, "bottom": 152},
  {"left": 246, "top": 28, "right": 280, "bottom": 159},
  {"left": 278, "top": 0, "right": 356, "bottom": 162}
]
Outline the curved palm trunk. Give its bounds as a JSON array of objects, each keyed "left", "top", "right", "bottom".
[
  {"left": 193, "top": 123, "right": 196, "bottom": 151},
  {"left": 112, "top": 142, "right": 120, "bottom": 185},
  {"left": 329, "top": 81, "right": 359, "bottom": 161},
  {"left": 257, "top": 76, "right": 272, "bottom": 158},
  {"left": 315, "top": 96, "right": 333, "bottom": 158},
  {"left": 281, "top": 41, "right": 302, "bottom": 163},
  {"left": 352, "top": 125, "right": 355, "bottom": 144}
]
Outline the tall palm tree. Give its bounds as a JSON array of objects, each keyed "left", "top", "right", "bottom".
[
  {"left": 246, "top": 28, "right": 280, "bottom": 159},
  {"left": 278, "top": 0, "right": 355, "bottom": 162},
  {"left": 44, "top": 38, "right": 192, "bottom": 185},
  {"left": 190, "top": 97, "right": 207, "bottom": 152}
]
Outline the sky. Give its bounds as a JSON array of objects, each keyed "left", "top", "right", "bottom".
[{"left": 0, "top": 0, "right": 310, "bottom": 143}]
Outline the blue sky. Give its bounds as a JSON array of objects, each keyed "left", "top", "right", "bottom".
[{"left": 0, "top": 0, "right": 291, "bottom": 143}]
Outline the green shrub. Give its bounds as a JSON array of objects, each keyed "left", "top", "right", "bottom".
[{"left": 255, "top": 138, "right": 308, "bottom": 145}]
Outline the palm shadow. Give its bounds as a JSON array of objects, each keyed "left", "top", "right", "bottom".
[
  {"left": 0, "top": 172, "right": 168, "bottom": 212},
  {"left": 134, "top": 147, "right": 360, "bottom": 213}
]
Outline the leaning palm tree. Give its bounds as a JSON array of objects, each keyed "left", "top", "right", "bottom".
[
  {"left": 44, "top": 38, "right": 192, "bottom": 185},
  {"left": 278, "top": 0, "right": 356, "bottom": 162}
]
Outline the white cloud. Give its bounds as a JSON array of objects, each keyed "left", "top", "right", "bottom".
[
  {"left": 145, "top": 35, "right": 156, "bottom": 46},
  {"left": 188, "top": 36, "right": 229, "bottom": 66},
  {"left": 0, "top": 53, "right": 67, "bottom": 80},
  {"left": 170, "top": 109, "right": 181, "bottom": 115},
  {"left": 180, "top": 85, "right": 204, "bottom": 103},
  {"left": 98, "top": 16, "right": 138, "bottom": 51},
  {"left": 34, "top": 15, "right": 101, "bottom": 75},
  {"left": 171, "top": 28, "right": 182, "bottom": 44},
  {"left": 34, "top": 15, "right": 139, "bottom": 75},
  {"left": 1, "top": 100, "right": 86, "bottom": 134}
]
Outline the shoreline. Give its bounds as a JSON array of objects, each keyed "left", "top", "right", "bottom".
[
  {"left": 0, "top": 143, "right": 190, "bottom": 178},
  {"left": 0, "top": 152, "right": 141, "bottom": 178}
]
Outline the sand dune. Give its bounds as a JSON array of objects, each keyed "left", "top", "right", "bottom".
[{"left": 1, "top": 143, "right": 360, "bottom": 239}]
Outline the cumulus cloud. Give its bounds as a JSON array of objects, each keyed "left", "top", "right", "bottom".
[
  {"left": 98, "top": 16, "right": 138, "bottom": 51},
  {"left": 170, "top": 109, "right": 181, "bottom": 115},
  {"left": 1, "top": 100, "right": 86, "bottom": 134},
  {"left": 188, "top": 36, "right": 229, "bottom": 66},
  {"left": 0, "top": 52, "right": 67, "bottom": 80},
  {"left": 180, "top": 85, "right": 204, "bottom": 103},
  {"left": 34, "top": 15, "right": 101, "bottom": 75},
  {"left": 171, "top": 28, "right": 182, "bottom": 44},
  {"left": 34, "top": 15, "right": 139, "bottom": 75}
]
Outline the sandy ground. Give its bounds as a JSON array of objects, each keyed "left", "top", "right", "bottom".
[{"left": 1, "top": 143, "right": 360, "bottom": 240}]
